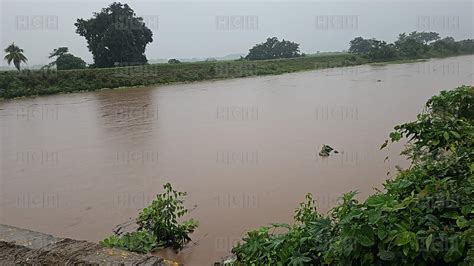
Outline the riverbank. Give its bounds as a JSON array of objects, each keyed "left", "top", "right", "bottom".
[
  {"left": 0, "top": 51, "right": 471, "bottom": 100},
  {"left": 0, "top": 224, "right": 170, "bottom": 264}
]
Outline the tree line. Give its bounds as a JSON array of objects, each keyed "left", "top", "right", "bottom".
[
  {"left": 3, "top": 2, "right": 474, "bottom": 71},
  {"left": 349, "top": 31, "right": 474, "bottom": 60}
]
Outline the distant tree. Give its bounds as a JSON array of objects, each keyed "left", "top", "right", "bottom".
[
  {"left": 45, "top": 47, "right": 86, "bottom": 70},
  {"left": 4, "top": 43, "right": 27, "bottom": 71},
  {"left": 75, "top": 2, "right": 153, "bottom": 68},
  {"left": 49, "top": 47, "right": 69, "bottom": 58},
  {"left": 367, "top": 40, "right": 397, "bottom": 60},
  {"left": 168, "top": 59, "right": 181, "bottom": 64},
  {"left": 407, "top": 31, "right": 440, "bottom": 45},
  {"left": 56, "top": 54, "right": 87, "bottom": 70},
  {"left": 458, "top": 39, "right": 474, "bottom": 53},
  {"left": 246, "top": 37, "right": 301, "bottom": 60},
  {"left": 431, "top": 37, "right": 460, "bottom": 53},
  {"left": 395, "top": 33, "right": 428, "bottom": 57},
  {"left": 348, "top": 37, "right": 375, "bottom": 55}
]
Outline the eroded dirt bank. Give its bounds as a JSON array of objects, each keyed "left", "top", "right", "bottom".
[{"left": 0, "top": 224, "right": 164, "bottom": 265}]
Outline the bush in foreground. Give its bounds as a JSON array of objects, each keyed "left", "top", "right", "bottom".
[
  {"left": 231, "top": 86, "right": 473, "bottom": 265},
  {"left": 101, "top": 183, "right": 198, "bottom": 253}
]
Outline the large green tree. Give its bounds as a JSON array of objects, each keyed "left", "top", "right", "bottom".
[
  {"left": 348, "top": 37, "right": 375, "bottom": 55},
  {"left": 75, "top": 2, "right": 153, "bottom": 68},
  {"left": 4, "top": 43, "right": 27, "bottom": 71},
  {"left": 246, "top": 37, "right": 301, "bottom": 60}
]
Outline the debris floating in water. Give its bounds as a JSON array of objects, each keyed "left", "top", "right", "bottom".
[{"left": 319, "top": 144, "right": 338, "bottom": 157}]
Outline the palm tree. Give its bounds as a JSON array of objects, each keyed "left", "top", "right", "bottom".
[{"left": 4, "top": 43, "right": 27, "bottom": 71}]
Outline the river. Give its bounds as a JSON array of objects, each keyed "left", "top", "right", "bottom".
[{"left": 0, "top": 55, "right": 472, "bottom": 265}]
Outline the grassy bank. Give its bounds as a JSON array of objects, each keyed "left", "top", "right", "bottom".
[
  {"left": 0, "top": 52, "right": 470, "bottom": 99},
  {"left": 0, "top": 53, "right": 366, "bottom": 99}
]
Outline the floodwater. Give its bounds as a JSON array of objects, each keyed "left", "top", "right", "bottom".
[{"left": 0, "top": 55, "right": 472, "bottom": 265}]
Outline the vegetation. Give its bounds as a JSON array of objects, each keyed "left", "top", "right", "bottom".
[
  {"left": 3, "top": 43, "right": 27, "bottom": 71},
  {"left": 168, "top": 58, "right": 181, "bottom": 64},
  {"left": 230, "top": 86, "right": 474, "bottom": 265},
  {"left": 349, "top": 31, "right": 474, "bottom": 61},
  {"left": 45, "top": 47, "right": 86, "bottom": 70},
  {"left": 246, "top": 37, "right": 301, "bottom": 60},
  {"left": 101, "top": 183, "right": 198, "bottom": 253},
  {"left": 75, "top": 2, "right": 153, "bottom": 68},
  {"left": 0, "top": 31, "right": 472, "bottom": 99},
  {"left": 0, "top": 53, "right": 365, "bottom": 99}
]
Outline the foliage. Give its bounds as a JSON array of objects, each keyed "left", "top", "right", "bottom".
[
  {"left": 246, "top": 37, "right": 301, "bottom": 60},
  {"left": 49, "top": 47, "right": 69, "bottom": 58},
  {"left": 349, "top": 31, "right": 470, "bottom": 61},
  {"left": 395, "top": 35, "right": 428, "bottom": 58},
  {"left": 404, "top": 31, "right": 440, "bottom": 45},
  {"left": 55, "top": 54, "right": 87, "bottom": 70},
  {"left": 45, "top": 47, "right": 86, "bottom": 70},
  {"left": 348, "top": 37, "right": 375, "bottom": 55},
  {"left": 0, "top": 53, "right": 365, "bottom": 99},
  {"left": 101, "top": 183, "right": 198, "bottom": 253},
  {"left": 231, "top": 86, "right": 474, "bottom": 265},
  {"left": 367, "top": 40, "right": 398, "bottom": 60},
  {"left": 458, "top": 39, "right": 474, "bottom": 54},
  {"left": 168, "top": 59, "right": 181, "bottom": 64},
  {"left": 4, "top": 43, "right": 27, "bottom": 71},
  {"left": 431, "top": 37, "right": 460, "bottom": 53},
  {"left": 233, "top": 194, "right": 333, "bottom": 265},
  {"left": 75, "top": 2, "right": 153, "bottom": 68}
]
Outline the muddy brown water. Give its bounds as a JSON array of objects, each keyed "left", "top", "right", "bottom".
[{"left": 0, "top": 55, "right": 472, "bottom": 265}]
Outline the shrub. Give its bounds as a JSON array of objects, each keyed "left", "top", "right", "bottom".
[
  {"left": 231, "top": 86, "right": 474, "bottom": 265},
  {"left": 101, "top": 183, "right": 198, "bottom": 253}
]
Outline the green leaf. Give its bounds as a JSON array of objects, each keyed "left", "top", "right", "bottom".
[
  {"left": 395, "top": 231, "right": 412, "bottom": 246},
  {"left": 450, "top": 131, "right": 461, "bottom": 139},
  {"left": 378, "top": 250, "right": 395, "bottom": 261},
  {"left": 425, "top": 234, "right": 433, "bottom": 250},
  {"left": 456, "top": 217, "right": 469, "bottom": 229},
  {"left": 443, "top": 131, "right": 450, "bottom": 141},
  {"left": 357, "top": 226, "right": 375, "bottom": 247},
  {"left": 377, "top": 228, "right": 388, "bottom": 240}
]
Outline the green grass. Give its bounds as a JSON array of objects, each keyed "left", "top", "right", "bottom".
[{"left": 0, "top": 51, "right": 470, "bottom": 99}]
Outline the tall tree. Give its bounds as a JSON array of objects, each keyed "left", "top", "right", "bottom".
[
  {"left": 4, "top": 43, "right": 27, "bottom": 71},
  {"left": 75, "top": 2, "right": 153, "bottom": 68},
  {"left": 407, "top": 31, "right": 440, "bottom": 45},
  {"left": 246, "top": 37, "right": 301, "bottom": 60},
  {"left": 348, "top": 37, "right": 375, "bottom": 55}
]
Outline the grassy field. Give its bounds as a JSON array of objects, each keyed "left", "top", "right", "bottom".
[
  {"left": 0, "top": 51, "right": 470, "bottom": 99},
  {"left": 0, "top": 53, "right": 367, "bottom": 99}
]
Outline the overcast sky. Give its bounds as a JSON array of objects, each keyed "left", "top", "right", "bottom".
[{"left": 1, "top": 0, "right": 472, "bottom": 66}]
